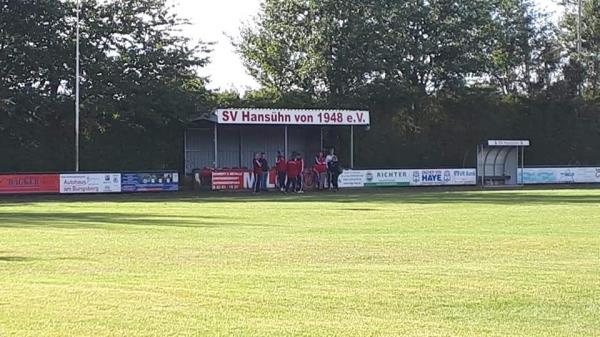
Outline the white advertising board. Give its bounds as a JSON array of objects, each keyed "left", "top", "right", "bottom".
[
  {"left": 338, "top": 169, "right": 477, "bottom": 188},
  {"left": 518, "top": 167, "right": 600, "bottom": 184},
  {"left": 60, "top": 173, "right": 122, "bottom": 194},
  {"left": 215, "top": 109, "right": 370, "bottom": 125},
  {"left": 488, "top": 140, "right": 530, "bottom": 146}
]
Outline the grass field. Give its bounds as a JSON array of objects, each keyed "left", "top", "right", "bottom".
[{"left": 0, "top": 189, "right": 599, "bottom": 337}]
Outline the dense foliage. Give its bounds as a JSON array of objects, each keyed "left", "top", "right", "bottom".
[
  {"left": 0, "top": 0, "right": 210, "bottom": 171},
  {"left": 1, "top": 0, "right": 599, "bottom": 171},
  {"left": 238, "top": 0, "right": 600, "bottom": 168}
]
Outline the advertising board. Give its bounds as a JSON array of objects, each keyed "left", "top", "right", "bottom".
[
  {"left": 212, "top": 169, "right": 278, "bottom": 190},
  {"left": 60, "top": 173, "right": 121, "bottom": 194},
  {"left": 212, "top": 171, "right": 245, "bottom": 190},
  {"left": 0, "top": 174, "right": 60, "bottom": 194},
  {"left": 339, "top": 169, "right": 477, "bottom": 188},
  {"left": 518, "top": 167, "right": 600, "bottom": 184},
  {"left": 121, "top": 172, "right": 179, "bottom": 192}
]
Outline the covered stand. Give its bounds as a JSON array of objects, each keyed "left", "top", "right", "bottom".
[
  {"left": 477, "top": 140, "right": 530, "bottom": 186},
  {"left": 184, "top": 108, "right": 370, "bottom": 182}
]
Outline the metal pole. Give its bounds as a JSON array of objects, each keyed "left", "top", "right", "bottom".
[
  {"left": 478, "top": 145, "right": 483, "bottom": 186},
  {"left": 75, "top": 0, "right": 80, "bottom": 171},
  {"left": 213, "top": 123, "right": 218, "bottom": 168},
  {"left": 577, "top": 0, "right": 582, "bottom": 55},
  {"left": 521, "top": 146, "right": 525, "bottom": 186},
  {"left": 238, "top": 127, "right": 242, "bottom": 168},
  {"left": 350, "top": 125, "right": 354, "bottom": 169},
  {"left": 284, "top": 126, "right": 288, "bottom": 159},
  {"left": 320, "top": 127, "right": 324, "bottom": 151},
  {"left": 183, "top": 129, "right": 187, "bottom": 174}
]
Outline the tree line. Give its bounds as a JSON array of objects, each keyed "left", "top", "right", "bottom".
[{"left": 1, "top": 0, "right": 599, "bottom": 172}]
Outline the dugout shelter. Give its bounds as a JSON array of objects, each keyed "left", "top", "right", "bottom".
[
  {"left": 477, "top": 140, "right": 530, "bottom": 186},
  {"left": 184, "top": 108, "right": 370, "bottom": 175}
]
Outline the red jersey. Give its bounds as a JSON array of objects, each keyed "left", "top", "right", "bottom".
[
  {"left": 315, "top": 156, "right": 327, "bottom": 173},
  {"left": 253, "top": 159, "right": 263, "bottom": 175},
  {"left": 286, "top": 160, "right": 300, "bottom": 178},
  {"left": 276, "top": 157, "right": 287, "bottom": 173}
]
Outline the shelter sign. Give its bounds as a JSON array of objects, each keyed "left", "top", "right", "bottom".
[
  {"left": 488, "top": 140, "right": 530, "bottom": 146},
  {"left": 215, "top": 109, "right": 370, "bottom": 125}
]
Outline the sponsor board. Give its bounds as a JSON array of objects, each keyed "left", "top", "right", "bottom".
[
  {"left": 518, "top": 167, "right": 600, "bottom": 184},
  {"left": 212, "top": 171, "right": 245, "bottom": 190},
  {"left": 337, "top": 170, "right": 367, "bottom": 188},
  {"left": 364, "top": 170, "right": 411, "bottom": 187},
  {"left": 216, "top": 109, "right": 370, "bottom": 125},
  {"left": 121, "top": 172, "right": 179, "bottom": 192},
  {"left": 60, "top": 173, "right": 121, "bottom": 194},
  {"left": 211, "top": 169, "right": 282, "bottom": 190},
  {"left": 0, "top": 174, "right": 60, "bottom": 194},
  {"left": 339, "top": 169, "right": 477, "bottom": 188}
]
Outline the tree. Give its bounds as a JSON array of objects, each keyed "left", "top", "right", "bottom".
[
  {"left": 483, "top": 0, "right": 562, "bottom": 96},
  {"left": 560, "top": 0, "right": 600, "bottom": 97},
  {"left": 0, "top": 0, "right": 76, "bottom": 170},
  {"left": 0, "top": 0, "right": 211, "bottom": 171},
  {"left": 239, "top": 0, "right": 503, "bottom": 102}
]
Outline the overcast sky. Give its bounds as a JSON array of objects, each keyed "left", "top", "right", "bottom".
[{"left": 170, "top": 0, "right": 563, "bottom": 93}]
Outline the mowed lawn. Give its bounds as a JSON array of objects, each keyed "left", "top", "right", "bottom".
[{"left": 0, "top": 189, "right": 599, "bottom": 337}]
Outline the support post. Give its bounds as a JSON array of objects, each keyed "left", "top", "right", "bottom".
[
  {"left": 238, "top": 127, "right": 243, "bottom": 168},
  {"left": 577, "top": 0, "right": 582, "bottom": 54},
  {"left": 478, "top": 145, "right": 484, "bottom": 186},
  {"left": 183, "top": 129, "right": 187, "bottom": 174},
  {"left": 350, "top": 125, "right": 354, "bottom": 169},
  {"left": 213, "top": 123, "right": 218, "bottom": 168},
  {"left": 75, "top": 0, "right": 80, "bottom": 172},
  {"left": 320, "top": 127, "right": 324, "bottom": 151},
  {"left": 284, "top": 126, "right": 288, "bottom": 159},
  {"left": 521, "top": 146, "right": 525, "bottom": 186}
]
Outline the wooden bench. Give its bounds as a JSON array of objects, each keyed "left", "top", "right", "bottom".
[{"left": 484, "top": 175, "right": 511, "bottom": 185}]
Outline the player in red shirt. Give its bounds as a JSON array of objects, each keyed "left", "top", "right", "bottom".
[
  {"left": 314, "top": 151, "right": 327, "bottom": 190},
  {"left": 285, "top": 153, "right": 300, "bottom": 193},
  {"left": 275, "top": 152, "right": 287, "bottom": 192}
]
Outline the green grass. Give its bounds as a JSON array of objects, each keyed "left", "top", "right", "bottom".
[{"left": 0, "top": 189, "right": 599, "bottom": 337}]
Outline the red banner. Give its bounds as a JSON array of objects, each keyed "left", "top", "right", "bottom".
[
  {"left": 0, "top": 174, "right": 60, "bottom": 194},
  {"left": 212, "top": 169, "right": 294, "bottom": 191},
  {"left": 212, "top": 171, "right": 245, "bottom": 190}
]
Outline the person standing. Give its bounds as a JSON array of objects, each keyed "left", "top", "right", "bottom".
[
  {"left": 285, "top": 153, "right": 299, "bottom": 193},
  {"left": 325, "top": 148, "right": 334, "bottom": 189},
  {"left": 259, "top": 152, "right": 269, "bottom": 192},
  {"left": 315, "top": 151, "right": 327, "bottom": 190},
  {"left": 252, "top": 152, "right": 263, "bottom": 193},
  {"left": 296, "top": 152, "right": 305, "bottom": 193},
  {"left": 329, "top": 154, "right": 341, "bottom": 191},
  {"left": 275, "top": 152, "right": 287, "bottom": 192}
]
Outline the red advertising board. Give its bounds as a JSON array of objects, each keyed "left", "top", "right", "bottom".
[
  {"left": 0, "top": 174, "right": 60, "bottom": 194},
  {"left": 212, "top": 171, "right": 245, "bottom": 190},
  {"left": 211, "top": 169, "right": 282, "bottom": 191}
]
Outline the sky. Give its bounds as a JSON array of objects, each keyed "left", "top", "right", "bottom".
[{"left": 170, "top": 0, "right": 564, "bottom": 93}]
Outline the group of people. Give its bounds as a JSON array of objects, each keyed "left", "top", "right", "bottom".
[
  {"left": 312, "top": 150, "right": 341, "bottom": 191},
  {"left": 252, "top": 149, "right": 341, "bottom": 194}
]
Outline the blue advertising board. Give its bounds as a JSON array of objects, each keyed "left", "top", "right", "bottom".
[
  {"left": 121, "top": 172, "right": 179, "bottom": 192},
  {"left": 517, "top": 167, "right": 600, "bottom": 184}
]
